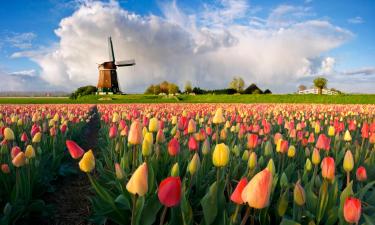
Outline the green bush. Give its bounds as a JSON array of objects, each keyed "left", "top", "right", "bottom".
[{"left": 70, "top": 86, "right": 97, "bottom": 99}]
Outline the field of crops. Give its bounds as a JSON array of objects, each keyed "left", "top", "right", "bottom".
[{"left": 1, "top": 103, "right": 375, "bottom": 225}]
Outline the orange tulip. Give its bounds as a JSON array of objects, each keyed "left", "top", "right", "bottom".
[
  {"left": 241, "top": 168, "right": 272, "bottom": 209},
  {"left": 344, "top": 197, "right": 361, "bottom": 224},
  {"left": 356, "top": 166, "right": 367, "bottom": 182},
  {"left": 128, "top": 120, "right": 143, "bottom": 145},
  {"left": 12, "top": 152, "right": 26, "bottom": 167},
  {"left": 321, "top": 157, "right": 335, "bottom": 181}
]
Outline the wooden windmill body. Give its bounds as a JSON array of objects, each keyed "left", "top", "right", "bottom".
[{"left": 97, "top": 37, "right": 135, "bottom": 95}]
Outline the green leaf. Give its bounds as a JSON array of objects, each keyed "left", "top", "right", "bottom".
[
  {"left": 280, "top": 218, "right": 301, "bottom": 225},
  {"left": 115, "top": 194, "right": 131, "bottom": 210},
  {"left": 363, "top": 213, "right": 375, "bottom": 225},
  {"left": 201, "top": 182, "right": 218, "bottom": 225},
  {"left": 134, "top": 196, "right": 145, "bottom": 225},
  {"left": 316, "top": 180, "right": 329, "bottom": 224},
  {"left": 140, "top": 195, "right": 163, "bottom": 225},
  {"left": 356, "top": 180, "right": 375, "bottom": 200},
  {"left": 181, "top": 191, "right": 193, "bottom": 225},
  {"left": 324, "top": 207, "right": 338, "bottom": 225}
]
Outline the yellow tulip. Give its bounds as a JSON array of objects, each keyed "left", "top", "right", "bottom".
[
  {"left": 312, "top": 148, "right": 321, "bottom": 165},
  {"left": 343, "top": 150, "right": 354, "bottom": 172},
  {"left": 149, "top": 117, "right": 159, "bottom": 132},
  {"left": 126, "top": 162, "right": 148, "bottom": 196},
  {"left": 287, "top": 145, "right": 296, "bottom": 158},
  {"left": 213, "top": 108, "right": 225, "bottom": 124},
  {"left": 212, "top": 143, "right": 230, "bottom": 167},
  {"left": 294, "top": 180, "right": 306, "bottom": 206},
  {"left": 171, "top": 162, "right": 179, "bottom": 177},
  {"left": 344, "top": 130, "right": 352, "bottom": 142},
  {"left": 25, "top": 145, "right": 35, "bottom": 159},
  {"left": 328, "top": 126, "right": 335, "bottom": 137},
  {"left": 79, "top": 150, "right": 95, "bottom": 173},
  {"left": 32, "top": 132, "right": 42, "bottom": 143},
  {"left": 248, "top": 152, "right": 257, "bottom": 170},
  {"left": 4, "top": 128, "right": 15, "bottom": 141}
]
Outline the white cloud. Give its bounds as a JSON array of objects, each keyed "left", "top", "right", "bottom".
[
  {"left": 343, "top": 67, "right": 375, "bottom": 76},
  {"left": 9, "top": 69, "right": 36, "bottom": 77},
  {"left": 347, "top": 16, "right": 364, "bottom": 24},
  {"left": 3, "top": 32, "right": 37, "bottom": 49},
  {"left": 14, "top": 0, "right": 362, "bottom": 93},
  {"left": 320, "top": 57, "right": 335, "bottom": 75}
]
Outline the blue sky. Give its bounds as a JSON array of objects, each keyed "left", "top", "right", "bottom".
[{"left": 0, "top": 0, "right": 374, "bottom": 93}]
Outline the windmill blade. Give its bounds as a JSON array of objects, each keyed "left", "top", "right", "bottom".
[
  {"left": 108, "top": 37, "right": 115, "bottom": 62},
  {"left": 116, "top": 59, "right": 136, "bottom": 67}
]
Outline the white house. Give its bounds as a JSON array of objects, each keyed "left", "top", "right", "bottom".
[{"left": 297, "top": 88, "right": 339, "bottom": 95}]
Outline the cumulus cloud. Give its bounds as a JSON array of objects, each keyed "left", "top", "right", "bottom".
[
  {"left": 0, "top": 70, "right": 55, "bottom": 92},
  {"left": 14, "top": 0, "right": 359, "bottom": 93}
]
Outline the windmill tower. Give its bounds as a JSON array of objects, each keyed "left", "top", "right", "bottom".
[{"left": 97, "top": 37, "right": 135, "bottom": 94}]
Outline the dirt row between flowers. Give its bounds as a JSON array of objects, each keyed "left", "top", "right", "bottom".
[{"left": 44, "top": 105, "right": 101, "bottom": 225}]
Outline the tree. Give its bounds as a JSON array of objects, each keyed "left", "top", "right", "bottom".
[
  {"left": 313, "top": 77, "right": 328, "bottom": 95},
  {"left": 184, "top": 81, "right": 192, "bottom": 93},
  {"left": 298, "top": 85, "right": 307, "bottom": 92},
  {"left": 168, "top": 83, "right": 180, "bottom": 94},
  {"left": 160, "top": 81, "right": 169, "bottom": 94},
  {"left": 229, "top": 77, "right": 245, "bottom": 93}
]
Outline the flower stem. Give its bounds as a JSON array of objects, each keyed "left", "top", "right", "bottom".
[
  {"left": 240, "top": 207, "right": 251, "bottom": 225},
  {"left": 131, "top": 194, "right": 138, "bottom": 225},
  {"left": 159, "top": 206, "right": 168, "bottom": 225}
]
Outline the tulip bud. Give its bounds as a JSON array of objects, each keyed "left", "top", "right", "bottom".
[
  {"left": 280, "top": 172, "right": 288, "bottom": 188},
  {"left": 213, "top": 108, "right": 225, "bottom": 124},
  {"left": 25, "top": 145, "right": 35, "bottom": 159},
  {"left": 312, "top": 148, "right": 321, "bottom": 165},
  {"left": 158, "top": 177, "right": 182, "bottom": 207},
  {"left": 4, "top": 128, "right": 15, "bottom": 141},
  {"left": 266, "top": 159, "right": 276, "bottom": 176},
  {"left": 212, "top": 143, "right": 230, "bottom": 167},
  {"left": 264, "top": 140, "right": 273, "bottom": 156},
  {"left": 11, "top": 146, "right": 21, "bottom": 159},
  {"left": 142, "top": 132, "right": 153, "bottom": 157},
  {"left": 305, "top": 158, "right": 312, "bottom": 172},
  {"left": 230, "top": 178, "right": 248, "bottom": 204},
  {"left": 20, "top": 132, "right": 28, "bottom": 142},
  {"left": 232, "top": 145, "right": 240, "bottom": 157},
  {"left": 126, "top": 162, "right": 148, "bottom": 196},
  {"left": 79, "top": 150, "right": 95, "bottom": 173},
  {"left": 12, "top": 152, "right": 26, "bottom": 167},
  {"left": 241, "top": 168, "right": 273, "bottom": 209},
  {"left": 115, "top": 163, "right": 125, "bottom": 180},
  {"left": 202, "top": 138, "right": 210, "bottom": 155},
  {"left": 314, "top": 123, "right": 320, "bottom": 134},
  {"left": 321, "top": 157, "right": 335, "bottom": 181},
  {"left": 344, "top": 130, "right": 352, "bottom": 142},
  {"left": 248, "top": 152, "right": 257, "bottom": 170},
  {"left": 277, "top": 191, "right": 289, "bottom": 216},
  {"left": 247, "top": 134, "right": 258, "bottom": 149},
  {"left": 171, "top": 162, "right": 179, "bottom": 177},
  {"left": 187, "top": 119, "right": 196, "bottom": 134},
  {"left": 188, "top": 136, "right": 198, "bottom": 151},
  {"left": 343, "top": 197, "right": 361, "bottom": 224},
  {"left": 1, "top": 164, "right": 10, "bottom": 174},
  {"left": 149, "top": 117, "right": 159, "bottom": 132},
  {"left": 188, "top": 153, "right": 200, "bottom": 175},
  {"left": 156, "top": 129, "right": 165, "bottom": 143},
  {"left": 287, "top": 145, "right": 296, "bottom": 158},
  {"left": 294, "top": 180, "right": 306, "bottom": 206},
  {"left": 343, "top": 150, "right": 354, "bottom": 172},
  {"left": 242, "top": 150, "right": 249, "bottom": 161},
  {"left": 356, "top": 166, "right": 367, "bottom": 182}
]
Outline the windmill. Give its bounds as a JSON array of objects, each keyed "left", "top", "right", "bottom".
[{"left": 97, "top": 37, "right": 135, "bottom": 94}]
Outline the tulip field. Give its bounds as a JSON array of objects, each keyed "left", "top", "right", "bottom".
[{"left": 1, "top": 103, "right": 375, "bottom": 225}]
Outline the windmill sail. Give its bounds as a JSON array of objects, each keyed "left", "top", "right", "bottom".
[
  {"left": 116, "top": 59, "right": 136, "bottom": 67},
  {"left": 108, "top": 37, "right": 115, "bottom": 62}
]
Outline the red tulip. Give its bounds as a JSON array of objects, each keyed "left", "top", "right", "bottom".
[
  {"left": 344, "top": 197, "right": 361, "bottom": 224},
  {"left": 20, "top": 132, "right": 28, "bottom": 142},
  {"left": 158, "top": 177, "right": 182, "bottom": 207},
  {"left": 316, "top": 134, "right": 330, "bottom": 151},
  {"left": 109, "top": 125, "right": 117, "bottom": 139},
  {"left": 230, "top": 178, "right": 248, "bottom": 204},
  {"left": 1, "top": 164, "right": 10, "bottom": 174},
  {"left": 168, "top": 138, "right": 180, "bottom": 156},
  {"left": 66, "top": 140, "right": 85, "bottom": 159},
  {"left": 321, "top": 157, "right": 335, "bottom": 181},
  {"left": 11, "top": 146, "right": 21, "bottom": 159},
  {"left": 356, "top": 166, "right": 367, "bottom": 182},
  {"left": 188, "top": 136, "right": 198, "bottom": 151},
  {"left": 361, "top": 123, "right": 369, "bottom": 138}
]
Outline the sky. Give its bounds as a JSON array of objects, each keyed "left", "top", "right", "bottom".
[{"left": 0, "top": 0, "right": 374, "bottom": 93}]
